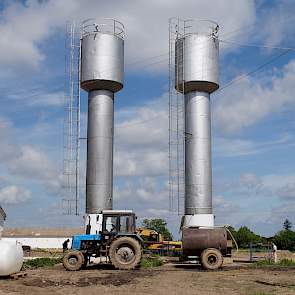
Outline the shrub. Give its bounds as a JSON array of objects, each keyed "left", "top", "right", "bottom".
[
  {"left": 272, "top": 230, "right": 295, "bottom": 251},
  {"left": 22, "top": 257, "right": 62, "bottom": 269},
  {"left": 140, "top": 257, "right": 162, "bottom": 268},
  {"left": 255, "top": 258, "right": 295, "bottom": 267}
]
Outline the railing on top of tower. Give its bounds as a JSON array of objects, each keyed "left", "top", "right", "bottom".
[
  {"left": 169, "top": 18, "right": 219, "bottom": 40},
  {"left": 183, "top": 19, "right": 219, "bottom": 37},
  {"left": 81, "top": 18, "right": 125, "bottom": 39}
]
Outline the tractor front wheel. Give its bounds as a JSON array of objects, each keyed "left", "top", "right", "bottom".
[
  {"left": 109, "top": 237, "right": 142, "bottom": 270},
  {"left": 63, "top": 250, "right": 84, "bottom": 271}
]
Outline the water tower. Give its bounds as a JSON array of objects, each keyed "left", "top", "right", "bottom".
[
  {"left": 173, "top": 19, "right": 219, "bottom": 227},
  {"left": 80, "top": 19, "right": 125, "bottom": 214}
]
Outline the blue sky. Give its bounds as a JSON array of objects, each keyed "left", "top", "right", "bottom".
[{"left": 0, "top": 0, "right": 295, "bottom": 238}]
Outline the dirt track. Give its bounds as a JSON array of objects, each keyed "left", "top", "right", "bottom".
[{"left": 1, "top": 263, "right": 295, "bottom": 295}]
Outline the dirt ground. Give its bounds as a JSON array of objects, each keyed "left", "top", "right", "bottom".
[{"left": 1, "top": 262, "right": 295, "bottom": 295}]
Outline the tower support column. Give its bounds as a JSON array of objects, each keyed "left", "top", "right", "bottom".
[{"left": 86, "top": 90, "right": 114, "bottom": 213}]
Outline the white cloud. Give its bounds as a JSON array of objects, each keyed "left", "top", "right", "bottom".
[
  {"left": 268, "top": 203, "right": 295, "bottom": 226},
  {"left": 214, "top": 134, "right": 293, "bottom": 157},
  {"left": 0, "top": 0, "right": 256, "bottom": 72},
  {"left": 0, "top": 0, "right": 77, "bottom": 70},
  {"left": 1, "top": 0, "right": 295, "bottom": 236},
  {"left": 0, "top": 119, "right": 63, "bottom": 198},
  {"left": 214, "top": 195, "right": 240, "bottom": 224},
  {"left": 277, "top": 182, "right": 295, "bottom": 200},
  {"left": 240, "top": 173, "right": 263, "bottom": 190},
  {"left": 2, "top": 88, "right": 64, "bottom": 109},
  {"left": 262, "top": 173, "right": 295, "bottom": 202},
  {"left": 213, "top": 59, "right": 295, "bottom": 134},
  {"left": 0, "top": 185, "right": 31, "bottom": 205},
  {"left": 215, "top": 172, "right": 295, "bottom": 201},
  {"left": 114, "top": 97, "right": 168, "bottom": 177},
  {"left": 115, "top": 177, "right": 167, "bottom": 203},
  {"left": 115, "top": 104, "right": 167, "bottom": 148},
  {"left": 8, "top": 145, "right": 57, "bottom": 180},
  {"left": 114, "top": 149, "right": 167, "bottom": 177},
  {"left": 256, "top": 1, "right": 295, "bottom": 47},
  {"left": 0, "top": 117, "right": 13, "bottom": 134},
  {"left": 0, "top": 117, "right": 19, "bottom": 163},
  {"left": 25, "top": 91, "right": 64, "bottom": 107}
]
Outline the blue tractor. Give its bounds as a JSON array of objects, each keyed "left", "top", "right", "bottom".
[{"left": 63, "top": 210, "right": 143, "bottom": 270}]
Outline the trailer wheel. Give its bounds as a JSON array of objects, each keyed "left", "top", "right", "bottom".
[
  {"left": 63, "top": 250, "right": 84, "bottom": 271},
  {"left": 109, "top": 237, "right": 142, "bottom": 270},
  {"left": 201, "top": 248, "right": 223, "bottom": 270}
]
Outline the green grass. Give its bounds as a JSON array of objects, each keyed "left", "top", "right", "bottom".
[
  {"left": 255, "top": 259, "right": 275, "bottom": 266},
  {"left": 279, "top": 258, "right": 295, "bottom": 266},
  {"left": 255, "top": 258, "right": 295, "bottom": 267},
  {"left": 248, "top": 292, "right": 273, "bottom": 295},
  {"left": 22, "top": 257, "right": 62, "bottom": 269},
  {"left": 140, "top": 256, "right": 163, "bottom": 268}
]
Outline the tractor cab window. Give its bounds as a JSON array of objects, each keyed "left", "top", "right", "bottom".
[
  {"left": 105, "top": 216, "right": 118, "bottom": 233},
  {"left": 103, "top": 214, "right": 136, "bottom": 234},
  {"left": 119, "top": 214, "right": 135, "bottom": 233},
  {"left": 119, "top": 215, "right": 130, "bottom": 233}
]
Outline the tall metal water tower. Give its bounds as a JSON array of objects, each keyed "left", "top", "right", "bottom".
[
  {"left": 169, "top": 18, "right": 219, "bottom": 227},
  {"left": 80, "top": 19, "right": 125, "bottom": 214}
]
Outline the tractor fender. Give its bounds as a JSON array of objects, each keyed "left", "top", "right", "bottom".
[{"left": 116, "top": 233, "right": 144, "bottom": 244}]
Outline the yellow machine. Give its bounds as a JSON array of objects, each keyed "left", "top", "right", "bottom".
[{"left": 136, "top": 227, "right": 182, "bottom": 253}]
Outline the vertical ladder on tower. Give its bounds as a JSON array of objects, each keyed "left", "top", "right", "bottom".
[
  {"left": 62, "top": 21, "right": 81, "bottom": 216},
  {"left": 168, "top": 18, "right": 186, "bottom": 215}
]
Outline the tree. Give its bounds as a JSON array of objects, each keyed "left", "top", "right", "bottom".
[
  {"left": 142, "top": 218, "right": 173, "bottom": 241},
  {"left": 236, "top": 226, "right": 263, "bottom": 248},
  {"left": 283, "top": 219, "right": 292, "bottom": 230},
  {"left": 227, "top": 226, "right": 238, "bottom": 242},
  {"left": 272, "top": 230, "right": 295, "bottom": 251}
]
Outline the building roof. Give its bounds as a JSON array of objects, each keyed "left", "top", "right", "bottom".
[
  {"left": 2, "top": 227, "right": 84, "bottom": 237},
  {"left": 0, "top": 206, "right": 6, "bottom": 221}
]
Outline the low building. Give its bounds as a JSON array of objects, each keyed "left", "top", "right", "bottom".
[
  {"left": 1, "top": 236, "right": 72, "bottom": 249},
  {"left": 2, "top": 227, "right": 83, "bottom": 249}
]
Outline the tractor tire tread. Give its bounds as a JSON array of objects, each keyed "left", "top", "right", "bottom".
[
  {"left": 201, "top": 248, "right": 223, "bottom": 270},
  {"left": 109, "top": 237, "right": 142, "bottom": 270},
  {"left": 63, "top": 250, "right": 85, "bottom": 271}
]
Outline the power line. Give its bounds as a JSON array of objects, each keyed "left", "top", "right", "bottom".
[
  {"left": 218, "top": 49, "right": 293, "bottom": 92},
  {"left": 115, "top": 48, "right": 293, "bottom": 129},
  {"left": 2, "top": 16, "right": 295, "bottom": 128},
  {"left": 117, "top": 50, "right": 293, "bottom": 128},
  {"left": 220, "top": 39, "right": 295, "bottom": 51},
  {"left": 1, "top": 44, "right": 292, "bottom": 128}
]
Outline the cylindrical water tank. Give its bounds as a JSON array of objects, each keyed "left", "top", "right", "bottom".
[
  {"left": 0, "top": 240, "right": 23, "bottom": 276},
  {"left": 175, "top": 26, "right": 219, "bottom": 93},
  {"left": 81, "top": 19, "right": 124, "bottom": 93}
]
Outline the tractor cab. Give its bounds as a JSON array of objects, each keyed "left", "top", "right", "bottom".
[
  {"left": 85, "top": 210, "right": 137, "bottom": 236},
  {"left": 102, "top": 211, "right": 136, "bottom": 235}
]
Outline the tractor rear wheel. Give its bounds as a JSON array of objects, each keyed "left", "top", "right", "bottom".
[
  {"left": 63, "top": 250, "right": 84, "bottom": 271},
  {"left": 109, "top": 237, "right": 142, "bottom": 270},
  {"left": 201, "top": 248, "right": 223, "bottom": 270}
]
